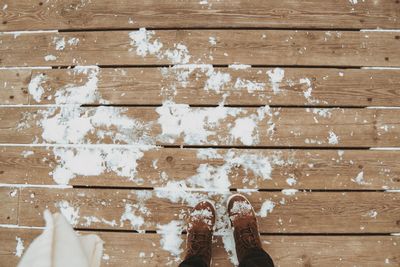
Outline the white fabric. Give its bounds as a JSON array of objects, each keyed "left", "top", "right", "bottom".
[{"left": 18, "top": 210, "right": 103, "bottom": 267}]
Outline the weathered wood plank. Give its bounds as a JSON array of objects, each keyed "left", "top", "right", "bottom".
[
  {"left": 1, "top": 147, "right": 399, "bottom": 190},
  {"left": 0, "top": 107, "right": 399, "bottom": 147},
  {"left": 0, "top": 69, "right": 31, "bottom": 105},
  {"left": 1, "top": 30, "right": 399, "bottom": 67},
  {"left": 1, "top": 0, "right": 399, "bottom": 31},
  {"left": 0, "top": 187, "right": 18, "bottom": 224},
  {"left": 18, "top": 188, "right": 400, "bottom": 233},
  {"left": 1, "top": 228, "right": 399, "bottom": 266},
  {"left": 2, "top": 67, "right": 400, "bottom": 106}
]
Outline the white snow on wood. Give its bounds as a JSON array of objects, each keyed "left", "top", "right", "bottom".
[
  {"left": 44, "top": 55, "right": 57, "bottom": 61},
  {"left": 328, "top": 131, "right": 339, "bottom": 145},
  {"left": 209, "top": 36, "right": 217, "bottom": 45},
  {"left": 82, "top": 216, "right": 117, "bottom": 227},
  {"left": 53, "top": 36, "right": 66, "bottom": 51},
  {"left": 228, "top": 64, "right": 251, "bottom": 70},
  {"left": 351, "top": 171, "right": 370, "bottom": 185},
  {"left": 0, "top": 183, "right": 72, "bottom": 189},
  {"left": 266, "top": 68, "right": 284, "bottom": 94},
  {"left": 128, "top": 28, "right": 163, "bottom": 57},
  {"left": 15, "top": 237, "right": 24, "bottom": 257},
  {"left": 119, "top": 204, "right": 145, "bottom": 229},
  {"left": 37, "top": 106, "right": 152, "bottom": 145},
  {"left": 156, "top": 101, "right": 242, "bottom": 145},
  {"left": 53, "top": 66, "right": 104, "bottom": 104},
  {"left": 258, "top": 200, "right": 275, "bottom": 217},
  {"left": 56, "top": 200, "right": 80, "bottom": 226},
  {"left": 21, "top": 150, "right": 34, "bottom": 158},
  {"left": 157, "top": 220, "right": 183, "bottom": 259},
  {"left": 222, "top": 233, "right": 239, "bottom": 266},
  {"left": 282, "top": 189, "right": 298, "bottom": 196},
  {"left": 50, "top": 145, "right": 153, "bottom": 184},
  {"left": 129, "top": 28, "right": 190, "bottom": 64},
  {"left": 28, "top": 73, "right": 46, "bottom": 103}
]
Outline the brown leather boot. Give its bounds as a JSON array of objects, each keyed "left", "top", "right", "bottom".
[
  {"left": 227, "top": 194, "right": 263, "bottom": 263},
  {"left": 183, "top": 200, "right": 216, "bottom": 266}
]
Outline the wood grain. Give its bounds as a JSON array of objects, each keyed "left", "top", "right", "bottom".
[
  {"left": 0, "top": 69, "right": 31, "bottom": 105},
  {"left": 1, "top": 30, "right": 400, "bottom": 67},
  {"left": 1, "top": 107, "right": 399, "bottom": 147},
  {"left": 1, "top": 0, "right": 399, "bottom": 31},
  {"left": 0, "top": 187, "right": 19, "bottom": 224},
  {"left": 1, "top": 147, "right": 399, "bottom": 190},
  {"left": 2, "top": 68, "right": 400, "bottom": 106},
  {"left": 18, "top": 188, "right": 400, "bottom": 233},
  {"left": 1, "top": 228, "right": 399, "bottom": 266}
]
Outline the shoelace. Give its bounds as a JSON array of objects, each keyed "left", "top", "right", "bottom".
[
  {"left": 236, "top": 222, "right": 259, "bottom": 249},
  {"left": 186, "top": 231, "right": 212, "bottom": 258}
]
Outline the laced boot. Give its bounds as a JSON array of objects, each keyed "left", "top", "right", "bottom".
[
  {"left": 183, "top": 200, "right": 216, "bottom": 266},
  {"left": 227, "top": 194, "right": 263, "bottom": 263}
]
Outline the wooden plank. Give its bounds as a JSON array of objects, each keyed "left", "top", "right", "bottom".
[
  {"left": 1, "top": 228, "right": 399, "bottom": 266},
  {"left": 0, "top": 69, "right": 31, "bottom": 105},
  {"left": 2, "top": 68, "right": 400, "bottom": 106},
  {"left": 0, "top": 107, "right": 399, "bottom": 147},
  {"left": 18, "top": 188, "right": 400, "bottom": 233},
  {"left": 0, "top": 187, "right": 18, "bottom": 224},
  {"left": 1, "top": 0, "right": 399, "bottom": 31},
  {"left": 1, "top": 30, "right": 400, "bottom": 67},
  {"left": 1, "top": 147, "right": 399, "bottom": 190}
]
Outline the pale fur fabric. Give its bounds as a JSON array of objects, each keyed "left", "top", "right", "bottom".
[{"left": 18, "top": 210, "right": 104, "bottom": 267}]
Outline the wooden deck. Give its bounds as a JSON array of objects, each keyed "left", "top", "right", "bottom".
[{"left": 0, "top": 1, "right": 400, "bottom": 266}]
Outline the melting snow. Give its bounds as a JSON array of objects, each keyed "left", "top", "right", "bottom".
[
  {"left": 21, "top": 150, "right": 34, "bottom": 158},
  {"left": 328, "top": 131, "right": 339, "bottom": 145},
  {"left": 267, "top": 68, "right": 284, "bottom": 94},
  {"left": 351, "top": 171, "right": 369, "bottom": 185},
  {"left": 44, "top": 55, "right": 57, "bottom": 61},
  {"left": 129, "top": 28, "right": 190, "bottom": 64},
  {"left": 51, "top": 145, "right": 153, "bottom": 185},
  {"left": 28, "top": 73, "right": 46, "bottom": 102},
  {"left": 56, "top": 200, "right": 80, "bottom": 226},
  {"left": 120, "top": 204, "right": 145, "bottom": 230},
  {"left": 258, "top": 200, "right": 275, "bottom": 217},
  {"left": 282, "top": 189, "right": 298, "bottom": 196},
  {"left": 228, "top": 64, "right": 251, "bottom": 70},
  {"left": 15, "top": 237, "right": 24, "bottom": 257},
  {"left": 156, "top": 101, "right": 242, "bottom": 145},
  {"left": 53, "top": 66, "right": 103, "bottom": 104},
  {"left": 157, "top": 220, "right": 183, "bottom": 260}
]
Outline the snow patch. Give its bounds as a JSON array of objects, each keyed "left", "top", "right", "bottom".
[
  {"left": 50, "top": 145, "right": 153, "bottom": 185},
  {"left": 15, "top": 237, "right": 24, "bottom": 257},
  {"left": 54, "top": 66, "right": 103, "bottom": 104},
  {"left": 267, "top": 68, "right": 284, "bottom": 94},
  {"left": 21, "top": 150, "right": 34, "bottom": 158},
  {"left": 156, "top": 101, "right": 242, "bottom": 145},
  {"left": 44, "top": 55, "right": 57, "bottom": 61},
  {"left": 28, "top": 73, "right": 46, "bottom": 103},
  {"left": 328, "top": 131, "right": 339, "bottom": 145},
  {"left": 282, "top": 189, "right": 298, "bottom": 196},
  {"left": 157, "top": 220, "right": 183, "bottom": 259},
  {"left": 258, "top": 200, "right": 275, "bottom": 217},
  {"left": 351, "top": 171, "right": 369, "bottom": 185},
  {"left": 56, "top": 200, "right": 80, "bottom": 226}
]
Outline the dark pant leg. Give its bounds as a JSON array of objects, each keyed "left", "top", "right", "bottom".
[
  {"left": 179, "top": 255, "right": 208, "bottom": 267},
  {"left": 238, "top": 248, "right": 275, "bottom": 267}
]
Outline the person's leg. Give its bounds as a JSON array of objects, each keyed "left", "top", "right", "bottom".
[
  {"left": 179, "top": 255, "right": 209, "bottom": 267},
  {"left": 179, "top": 200, "right": 216, "bottom": 267},
  {"left": 227, "top": 194, "right": 275, "bottom": 267},
  {"left": 238, "top": 249, "right": 274, "bottom": 267}
]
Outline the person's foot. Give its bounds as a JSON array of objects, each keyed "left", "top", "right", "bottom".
[
  {"left": 183, "top": 200, "right": 216, "bottom": 266},
  {"left": 227, "top": 194, "right": 263, "bottom": 263}
]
